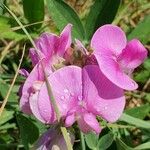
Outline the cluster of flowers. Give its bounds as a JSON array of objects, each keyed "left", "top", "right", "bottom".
[{"left": 19, "top": 24, "right": 147, "bottom": 149}]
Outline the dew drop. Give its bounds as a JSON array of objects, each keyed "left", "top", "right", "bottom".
[
  {"left": 61, "top": 96, "right": 65, "bottom": 100},
  {"left": 77, "top": 95, "right": 82, "bottom": 101},
  {"left": 64, "top": 88, "right": 69, "bottom": 93},
  {"left": 104, "top": 106, "right": 107, "bottom": 110}
]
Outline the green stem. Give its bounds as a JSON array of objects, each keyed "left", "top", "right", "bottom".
[
  {"left": 4, "top": 4, "right": 73, "bottom": 150},
  {"left": 80, "top": 131, "right": 86, "bottom": 150}
]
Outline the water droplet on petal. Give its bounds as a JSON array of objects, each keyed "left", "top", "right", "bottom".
[
  {"left": 64, "top": 88, "right": 69, "bottom": 93},
  {"left": 77, "top": 95, "right": 82, "bottom": 101},
  {"left": 104, "top": 106, "right": 107, "bottom": 110},
  {"left": 61, "top": 96, "right": 65, "bottom": 100}
]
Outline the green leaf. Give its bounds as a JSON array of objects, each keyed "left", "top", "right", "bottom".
[
  {"left": 134, "top": 70, "right": 150, "bottom": 83},
  {"left": 143, "top": 59, "right": 150, "bottom": 70},
  {"left": 85, "top": 132, "right": 99, "bottom": 149},
  {"left": 135, "top": 142, "right": 150, "bottom": 150},
  {"left": 46, "top": 0, "right": 85, "bottom": 40},
  {"left": 0, "top": 80, "right": 18, "bottom": 102},
  {"left": 0, "top": 16, "right": 28, "bottom": 40},
  {"left": 97, "top": 132, "right": 114, "bottom": 150},
  {"left": 22, "top": 0, "right": 44, "bottom": 29},
  {"left": 125, "top": 104, "right": 150, "bottom": 119},
  {"left": 16, "top": 114, "right": 39, "bottom": 150},
  {"left": 116, "top": 138, "right": 134, "bottom": 150},
  {"left": 128, "top": 15, "right": 150, "bottom": 44},
  {"left": 119, "top": 113, "right": 150, "bottom": 129},
  {"left": 0, "top": 0, "right": 5, "bottom": 15},
  {"left": 85, "top": 0, "right": 121, "bottom": 40},
  {"left": 0, "top": 110, "right": 14, "bottom": 126}
]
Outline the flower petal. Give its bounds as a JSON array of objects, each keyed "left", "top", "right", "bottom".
[
  {"left": 65, "top": 113, "right": 76, "bottom": 127},
  {"left": 83, "top": 65, "right": 125, "bottom": 122},
  {"left": 91, "top": 25, "right": 127, "bottom": 55},
  {"left": 75, "top": 39, "right": 89, "bottom": 55},
  {"left": 30, "top": 24, "right": 72, "bottom": 66},
  {"left": 94, "top": 53, "right": 138, "bottom": 90},
  {"left": 19, "top": 69, "right": 29, "bottom": 77},
  {"left": 83, "top": 113, "right": 101, "bottom": 134},
  {"left": 20, "top": 62, "right": 44, "bottom": 114},
  {"left": 118, "top": 39, "right": 147, "bottom": 69},
  {"left": 29, "top": 91, "right": 46, "bottom": 123},
  {"left": 38, "top": 66, "right": 82, "bottom": 123},
  {"left": 58, "top": 24, "right": 72, "bottom": 56}
]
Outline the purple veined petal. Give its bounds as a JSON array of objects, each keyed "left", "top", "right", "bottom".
[
  {"left": 29, "top": 48, "right": 45, "bottom": 66},
  {"left": 77, "top": 113, "right": 93, "bottom": 133},
  {"left": 91, "top": 24, "right": 127, "bottom": 55},
  {"left": 75, "top": 39, "right": 89, "bottom": 55},
  {"left": 29, "top": 91, "right": 46, "bottom": 123},
  {"left": 118, "top": 39, "right": 147, "bottom": 70},
  {"left": 94, "top": 53, "right": 138, "bottom": 90},
  {"left": 58, "top": 24, "right": 72, "bottom": 56},
  {"left": 37, "top": 66, "right": 82, "bottom": 123},
  {"left": 35, "top": 33, "right": 59, "bottom": 64},
  {"left": 83, "top": 65, "right": 125, "bottom": 122},
  {"left": 35, "top": 128, "right": 58, "bottom": 150},
  {"left": 19, "top": 69, "right": 29, "bottom": 78},
  {"left": 65, "top": 113, "right": 76, "bottom": 127},
  {"left": 20, "top": 61, "right": 44, "bottom": 114},
  {"left": 83, "top": 113, "right": 101, "bottom": 134}
]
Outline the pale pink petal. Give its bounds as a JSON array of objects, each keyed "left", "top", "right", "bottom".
[
  {"left": 37, "top": 85, "right": 55, "bottom": 124},
  {"left": 35, "top": 128, "right": 58, "bottom": 150},
  {"left": 83, "top": 113, "right": 101, "bottom": 134},
  {"left": 29, "top": 91, "right": 46, "bottom": 123},
  {"left": 35, "top": 33, "right": 58, "bottom": 63},
  {"left": 58, "top": 24, "right": 72, "bottom": 56},
  {"left": 75, "top": 39, "right": 89, "bottom": 55},
  {"left": 91, "top": 25, "right": 127, "bottom": 55},
  {"left": 29, "top": 48, "right": 44, "bottom": 66},
  {"left": 118, "top": 39, "right": 147, "bottom": 70},
  {"left": 19, "top": 69, "right": 29, "bottom": 77},
  {"left": 94, "top": 53, "right": 138, "bottom": 90},
  {"left": 38, "top": 66, "right": 82, "bottom": 123},
  {"left": 65, "top": 114, "right": 76, "bottom": 127},
  {"left": 77, "top": 115, "right": 92, "bottom": 133},
  {"left": 20, "top": 62, "right": 44, "bottom": 114},
  {"left": 83, "top": 65, "right": 125, "bottom": 122}
]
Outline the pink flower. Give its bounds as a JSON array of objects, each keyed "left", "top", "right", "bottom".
[
  {"left": 91, "top": 25, "right": 147, "bottom": 90},
  {"left": 29, "top": 24, "right": 72, "bottom": 67},
  {"left": 30, "top": 65, "right": 125, "bottom": 134},
  {"left": 20, "top": 24, "right": 72, "bottom": 114},
  {"left": 34, "top": 128, "right": 74, "bottom": 150}
]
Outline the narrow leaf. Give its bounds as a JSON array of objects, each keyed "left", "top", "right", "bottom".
[
  {"left": 135, "top": 142, "right": 150, "bottom": 150},
  {"left": 119, "top": 113, "right": 150, "bottom": 129},
  {"left": 0, "top": 110, "right": 14, "bottom": 126},
  {"left": 98, "top": 132, "right": 114, "bottom": 150},
  {"left": 116, "top": 138, "right": 134, "bottom": 150},
  {"left": 46, "top": 0, "right": 85, "bottom": 40},
  {"left": 17, "top": 114, "right": 39, "bottom": 150},
  {"left": 85, "top": 0, "right": 121, "bottom": 40},
  {"left": 128, "top": 15, "right": 150, "bottom": 44},
  {"left": 22, "top": 0, "right": 44, "bottom": 29},
  {"left": 125, "top": 104, "right": 150, "bottom": 119}
]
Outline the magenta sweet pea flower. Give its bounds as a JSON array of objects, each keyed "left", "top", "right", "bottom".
[
  {"left": 29, "top": 24, "right": 72, "bottom": 67},
  {"left": 20, "top": 24, "right": 72, "bottom": 114},
  {"left": 29, "top": 65, "right": 125, "bottom": 134},
  {"left": 34, "top": 128, "right": 74, "bottom": 150},
  {"left": 91, "top": 25, "right": 147, "bottom": 90}
]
